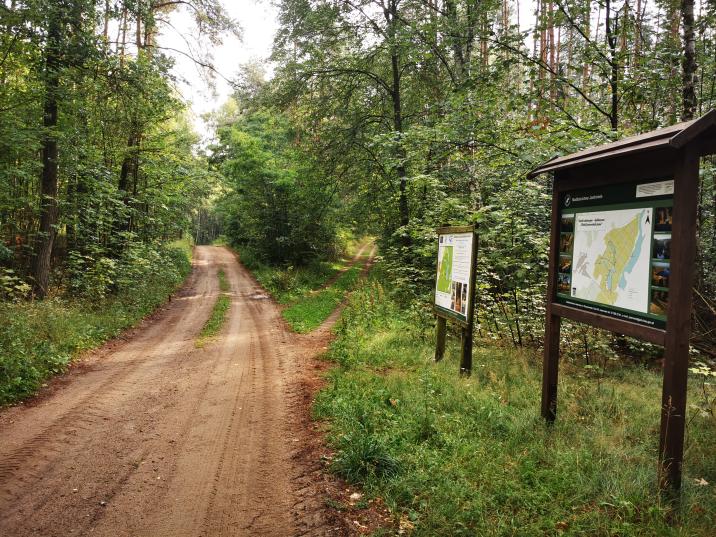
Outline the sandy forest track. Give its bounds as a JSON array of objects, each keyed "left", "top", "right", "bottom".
[{"left": 0, "top": 246, "right": 341, "bottom": 537}]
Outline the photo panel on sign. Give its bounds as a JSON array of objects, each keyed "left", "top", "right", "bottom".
[
  {"left": 653, "top": 234, "right": 671, "bottom": 261},
  {"left": 651, "top": 262, "right": 670, "bottom": 288},
  {"left": 654, "top": 207, "right": 672, "bottom": 232},
  {"left": 649, "top": 289, "right": 668, "bottom": 316}
]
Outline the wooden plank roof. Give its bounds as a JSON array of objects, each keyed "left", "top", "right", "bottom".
[{"left": 529, "top": 109, "right": 716, "bottom": 177}]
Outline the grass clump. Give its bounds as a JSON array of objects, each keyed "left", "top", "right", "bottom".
[
  {"left": 196, "top": 268, "right": 231, "bottom": 347},
  {"left": 314, "top": 277, "right": 716, "bottom": 536},
  {"left": 282, "top": 265, "right": 363, "bottom": 333},
  {"left": 0, "top": 241, "right": 191, "bottom": 406},
  {"left": 218, "top": 268, "right": 230, "bottom": 292}
]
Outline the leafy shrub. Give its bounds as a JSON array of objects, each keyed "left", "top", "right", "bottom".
[
  {"left": 0, "top": 242, "right": 13, "bottom": 263},
  {"left": 0, "top": 268, "right": 32, "bottom": 301}
]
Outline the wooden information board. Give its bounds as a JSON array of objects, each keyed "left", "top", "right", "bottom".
[
  {"left": 530, "top": 110, "right": 716, "bottom": 495},
  {"left": 556, "top": 179, "right": 673, "bottom": 330},
  {"left": 433, "top": 225, "right": 478, "bottom": 375}
]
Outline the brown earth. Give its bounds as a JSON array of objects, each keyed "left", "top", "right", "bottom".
[{"left": 0, "top": 246, "right": 370, "bottom": 537}]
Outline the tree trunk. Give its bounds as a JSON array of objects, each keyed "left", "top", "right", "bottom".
[
  {"left": 386, "top": 1, "right": 410, "bottom": 243},
  {"left": 445, "top": 0, "right": 465, "bottom": 80},
  {"left": 605, "top": 0, "right": 618, "bottom": 130},
  {"left": 136, "top": 1, "right": 143, "bottom": 50},
  {"left": 582, "top": 0, "right": 591, "bottom": 92},
  {"left": 392, "top": 48, "right": 409, "bottom": 233},
  {"left": 118, "top": 131, "right": 140, "bottom": 234},
  {"left": 119, "top": 5, "right": 128, "bottom": 65},
  {"left": 681, "top": 0, "right": 697, "bottom": 120},
  {"left": 668, "top": 0, "right": 681, "bottom": 122},
  {"left": 634, "top": 0, "right": 642, "bottom": 67},
  {"left": 33, "top": 5, "right": 62, "bottom": 298},
  {"left": 103, "top": 0, "right": 110, "bottom": 40},
  {"left": 548, "top": 0, "right": 556, "bottom": 102}
]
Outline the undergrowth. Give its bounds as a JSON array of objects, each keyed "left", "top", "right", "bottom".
[
  {"left": 236, "top": 238, "right": 373, "bottom": 333},
  {"left": 282, "top": 264, "right": 364, "bottom": 333},
  {"left": 239, "top": 247, "right": 345, "bottom": 304},
  {"left": 0, "top": 240, "right": 192, "bottom": 406},
  {"left": 315, "top": 277, "right": 716, "bottom": 536},
  {"left": 235, "top": 237, "right": 372, "bottom": 305}
]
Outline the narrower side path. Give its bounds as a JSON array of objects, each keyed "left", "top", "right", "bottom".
[
  {"left": 0, "top": 246, "right": 339, "bottom": 537},
  {"left": 313, "top": 243, "right": 377, "bottom": 332}
]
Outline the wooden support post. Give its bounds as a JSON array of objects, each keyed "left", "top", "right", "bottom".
[
  {"left": 435, "top": 316, "right": 447, "bottom": 362},
  {"left": 541, "top": 182, "right": 563, "bottom": 422},
  {"left": 459, "top": 327, "right": 472, "bottom": 376},
  {"left": 541, "top": 313, "right": 561, "bottom": 422},
  {"left": 459, "top": 232, "right": 478, "bottom": 376},
  {"left": 659, "top": 149, "right": 700, "bottom": 494}
]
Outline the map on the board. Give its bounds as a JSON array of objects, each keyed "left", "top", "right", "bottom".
[
  {"left": 570, "top": 208, "right": 653, "bottom": 313},
  {"left": 436, "top": 246, "right": 453, "bottom": 293}
]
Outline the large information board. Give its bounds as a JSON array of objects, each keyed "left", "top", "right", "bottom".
[
  {"left": 435, "top": 230, "right": 476, "bottom": 323},
  {"left": 532, "top": 110, "right": 716, "bottom": 495},
  {"left": 556, "top": 179, "right": 673, "bottom": 329}
]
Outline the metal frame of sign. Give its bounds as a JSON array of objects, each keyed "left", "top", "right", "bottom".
[
  {"left": 433, "top": 225, "right": 478, "bottom": 375},
  {"left": 530, "top": 109, "right": 716, "bottom": 497}
]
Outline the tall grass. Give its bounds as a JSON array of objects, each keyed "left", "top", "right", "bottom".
[
  {"left": 0, "top": 241, "right": 191, "bottom": 405},
  {"left": 315, "top": 279, "right": 716, "bottom": 536},
  {"left": 282, "top": 265, "right": 364, "bottom": 333}
]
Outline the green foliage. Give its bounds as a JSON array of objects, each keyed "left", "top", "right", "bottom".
[
  {"left": 282, "top": 264, "right": 363, "bottom": 333},
  {"left": 0, "top": 268, "right": 32, "bottom": 301},
  {"left": 211, "top": 107, "right": 339, "bottom": 265},
  {"left": 218, "top": 267, "right": 230, "bottom": 293},
  {"left": 0, "top": 242, "right": 190, "bottom": 405},
  {"left": 196, "top": 297, "right": 231, "bottom": 348},
  {"left": 332, "top": 433, "right": 400, "bottom": 485},
  {"left": 315, "top": 279, "right": 716, "bottom": 535},
  {"left": 689, "top": 360, "right": 716, "bottom": 420},
  {"left": 267, "top": 0, "right": 716, "bottom": 352},
  {"left": 0, "top": 1, "right": 219, "bottom": 293},
  {"left": 240, "top": 249, "right": 345, "bottom": 304}
]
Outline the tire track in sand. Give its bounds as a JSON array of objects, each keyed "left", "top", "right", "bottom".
[{"left": 0, "top": 246, "right": 336, "bottom": 537}]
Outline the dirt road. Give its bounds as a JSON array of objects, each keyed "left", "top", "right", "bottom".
[{"left": 0, "top": 246, "right": 338, "bottom": 536}]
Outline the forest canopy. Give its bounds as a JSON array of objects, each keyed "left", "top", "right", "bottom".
[
  {"left": 213, "top": 0, "right": 714, "bottom": 350},
  {"left": 1, "top": 0, "right": 714, "bottom": 351}
]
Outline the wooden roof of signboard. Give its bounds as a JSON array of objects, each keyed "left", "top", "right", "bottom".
[{"left": 529, "top": 109, "right": 716, "bottom": 177}]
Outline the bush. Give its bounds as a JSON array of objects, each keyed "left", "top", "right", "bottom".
[{"left": 0, "top": 241, "right": 191, "bottom": 405}]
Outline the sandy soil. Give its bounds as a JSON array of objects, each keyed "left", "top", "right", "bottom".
[{"left": 0, "top": 246, "right": 347, "bottom": 537}]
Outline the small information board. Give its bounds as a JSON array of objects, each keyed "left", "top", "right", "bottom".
[
  {"left": 557, "top": 179, "right": 673, "bottom": 329},
  {"left": 435, "top": 230, "right": 476, "bottom": 324},
  {"left": 433, "top": 226, "right": 478, "bottom": 375}
]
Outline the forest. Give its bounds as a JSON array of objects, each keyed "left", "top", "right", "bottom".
[{"left": 1, "top": 0, "right": 715, "bottom": 534}]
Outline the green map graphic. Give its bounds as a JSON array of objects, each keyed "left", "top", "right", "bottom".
[
  {"left": 437, "top": 246, "right": 453, "bottom": 293},
  {"left": 593, "top": 213, "right": 641, "bottom": 305},
  {"left": 571, "top": 207, "right": 651, "bottom": 313}
]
